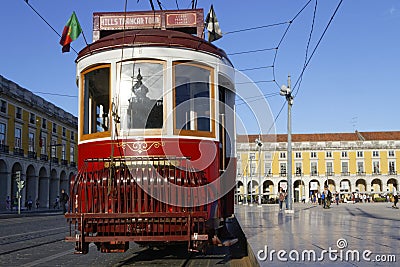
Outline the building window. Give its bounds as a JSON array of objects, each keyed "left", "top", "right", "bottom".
[
  {"left": 357, "top": 151, "right": 363, "bottom": 158},
  {"left": 62, "top": 127, "right": 66, "bottom": 137},
  {"left": 311, "top": 162, "right": 318, "bottom": 176},
  {"left": 389, "top": 161, "right": 396, "bottom": 174},
  {"left": 357, "top": 162, "right": 364, "bottom": 174},
  {"left": 237, "top": 161, "right": 242, "bottom": 176},
  {"left": 264, "top": 162, "right": 272, "bottom": 176},
  {"left": 372, "top": 151, "right": 379, "bottom": 157},
  {"left": 373, "top": 161, "right": 380, "bottom": 174},
  {"left": 295, "top": 152, "right": 301, "bottom": 159},
  {"left": 0, "top": 123, "right": 5, "bottom": 145},
  {"left": 16, "top": 107, "right": 22, "bottom": 119},
  {"left": 52, "top": 123, "right": 57, "bottom": 134},
  {"left": 310, "top": 152, "right": 317, "bottom": 158},
  {"left": 249, "top": 152, "right": 255, "bottom": 160},
  {"left": 70, "top": 131, "right": 74, "bottom": 141},
  {"left": 0, "top": 100, "right": 6, "bottom": 113},
  {"left": 15, "top": 127, "right": 22, "bottom": 148},
  {"left": 250, "top": 162, "right": 256, "bottom": 176},
  {"left": 295, "top": 162, "right": 302, "bottom": 176},
  {"left": 280, "top": 163, "right": 287, "bottom": 176},
  {"left": 62, "top": 144, "right": 66, "bottom": 160},
  {"left": 70, "top": 146, "right": 75, "bottom": 163},
  {"left": 28, "top": 132, "right": 34, "bottom": 152},
  {"left": 279, "top": 152, "right": 286, "bottom": 159},
  {"left": 42, "top": 118, "right": 47, "bottom": 129},
  {"left": 388, "top": 150, "right": 395, "bottom": 157},
  {"left": 264, "top": 152, "right": 272, "bottom": 160},
  {"left": 341, "top": 161, "right": 349, "bottom": 175},
  {"left": 341, "top": 151, "right": 348, "bottom": 158},
  {"left": 29, "top": 113, "right": 36, "bottom": 124},
  {"left": 41, "top": 136, "right": 47, "bottom": 155},
  {"left": 326, "top": 151, "right": 332, "bottom": 158},
  {"left": 326, "top": 162, "right": 333, "bottom": 175}
]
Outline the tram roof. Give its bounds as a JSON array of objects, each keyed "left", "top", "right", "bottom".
[{"left": 77, "top": 29, "right": 231, "bottom": 63}]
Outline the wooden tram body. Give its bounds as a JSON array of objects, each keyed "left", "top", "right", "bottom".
[{"left": 65, "top": 9, "right": 236, "bottom": 254}]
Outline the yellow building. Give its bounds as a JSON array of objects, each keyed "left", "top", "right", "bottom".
[
  {"left": 236, "top": 132, "right": 399, "bottom": 203},
  {"left": 0, "top": 75, "right": 78, "bottom": 210}
]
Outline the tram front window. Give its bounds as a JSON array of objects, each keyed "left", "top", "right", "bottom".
[
  {"left": 82, "top": 66, "right": 110, "bottom": 135},
  {"left": 174, "top": 63, "right": 213, "bottom": 135},
  {"left": 119, "top": 61, "right": 164, "bottom": 130}
]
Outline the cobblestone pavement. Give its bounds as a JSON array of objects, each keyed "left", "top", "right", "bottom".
[{"left": 235, "top": 202, "right": 400, "bottom": 266}]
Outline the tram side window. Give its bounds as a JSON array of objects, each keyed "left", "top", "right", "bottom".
[
  {"left": 119, "top": 61, "right": 164, "bottom": 130},
  {"left": 174, "top": 63, "right": 212, "bottom": 134},
  {"left": 82, "top": 67, "right": 110, "bottom": 135}
]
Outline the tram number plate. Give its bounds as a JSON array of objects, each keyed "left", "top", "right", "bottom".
[{"left": 191, "top": 233, "right": 208, "bottom": 241}]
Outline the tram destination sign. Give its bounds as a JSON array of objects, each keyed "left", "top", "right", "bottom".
[{"left": 93, "top": 9, "right": 204, "bottom": 41}]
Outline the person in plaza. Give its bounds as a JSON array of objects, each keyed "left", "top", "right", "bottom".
[
  {"left": 326, "top": 188, "right": 332, "bottom": 208},
  {"left": 53, "top": 195, "right": 60, "bottom": 209},
  {"left": 35, "top": 198, "right": 40, "bottom": 209},
  {"left": 27, "top": 196, "right": 33, "bottom": 210},
  {"left": 335, "top": 192, "right": 340, "bottom": 205},
  {"left": 6, "top": 196, "right": 11, "bottom": 210},
  {"left": 278, "top": 187, "right": 287, "bottom": 211},
  {"left": 60, "top": 189, "right": 69, "bottom": 213},
  {"left": 392, "top": 188, "right": 398, "bottom": 209},
  {"left": 321, "top": 190, "right": 326, "bottom": 208}
]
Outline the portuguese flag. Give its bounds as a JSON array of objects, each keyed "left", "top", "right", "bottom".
[{"left": 60, "top": 12, "right": 82, "bottom": 53}]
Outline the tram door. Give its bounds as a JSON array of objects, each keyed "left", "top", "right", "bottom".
[{"left": 218, "top": 79, "right": 235, "bottom": 217}]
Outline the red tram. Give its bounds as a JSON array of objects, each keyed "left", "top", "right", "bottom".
[{"left": 65, "top": 9, "right": 236, "bottom": 254}]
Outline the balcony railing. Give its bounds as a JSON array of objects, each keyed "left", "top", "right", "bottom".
[
  {"left": 357, "top": 171, "right": 366, "bottom": 176},
  {"left": 0, "top": 144, "right": 9, "bottom": 154},
  {"left": 28, "top": 151, "right": 37, "bottom": 159},
  {"left": 325, "top": 171, "right": 335, "bottom": 176},
  {"left": 61, "top": 159, "right": 68, "bottom": 166},
  {"left": 373, "top": 171, "right": 381, "bottom": 175},
  {"left": 389, "top": 171, "right": 397, "bottom": 175},
  {"left": 280, "top": 172, "right": 287, "bottom": 177},
  {"left": 341, "top": 171, "right": 350, "bottom": 176},
  {"left": 70, "top": 162, "right": 76, "bottom": 167},
  {"left": 295, "top": 172, "right": 303, "bottom": 176},
  {"left": 311, "top": 171, "right": 319, "bottom": 176},
  {"left": 51, "top": 157, "right": 59, "bottom": 164},
  {"left": 13, "top": 147, "right": 24, "bottom": 156},
  {"left": 40, "top": 154, "right": 48, "bottom": 161}
]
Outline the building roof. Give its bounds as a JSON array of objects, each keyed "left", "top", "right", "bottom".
[
  {"left": 77, "top": 29, "right": 230, "bottom": 63},
  {"left": 237, "top": 131, "right": 400, "bottom": 143}
]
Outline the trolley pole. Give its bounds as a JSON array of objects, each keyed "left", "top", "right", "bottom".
[{"left": 280, "top": 75, "right": 294, "bottom": 213}]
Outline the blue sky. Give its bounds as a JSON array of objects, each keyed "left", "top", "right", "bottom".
[{"left": 1, "top": 0, "right": 399, "bottom": 134}]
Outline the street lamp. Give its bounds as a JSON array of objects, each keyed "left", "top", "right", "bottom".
[
  {"left": 255, "top": 138, "right": 263, "bottom": 206},
  {"left": 280, "top": 75, "right": 294, "bottom": 213}
]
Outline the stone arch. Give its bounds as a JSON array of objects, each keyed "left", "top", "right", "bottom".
[
  {"left": 0, "top": 160, "right": 9, "bottom": 209},
  {"left": 309, "top": 179, "right": 320, "bottom": 196},
  {"left": 371, "top": 178, "right": 382, "bottom": 193},
  {"left": 38, "top": 167, "right": 49, "bottom": 208},
  {"left": 387, "top": 178, "right": 398, "bottom": 192},
  {"left": 49, "top": 169, "right": 60, "bottom": 208},
  {"left": 60, "top": 170, "right": 68, "bottom": 192},
  {"left": 340, "top": 179, "right": 351, "bottom": 193},
  {"left": 294, "top": 179, "right": 305, "bottom": 202},
  {"left": 26, "top": 164, "right": 37, "bottom": 208},
  {"left": 356, "top": 179, "right": 367, "bottom": 193}
]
